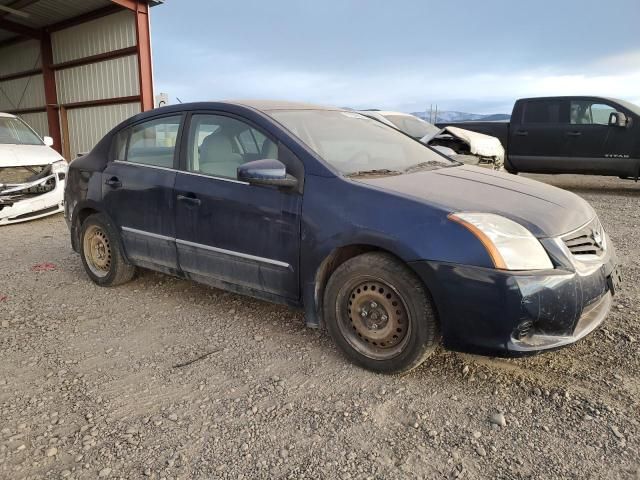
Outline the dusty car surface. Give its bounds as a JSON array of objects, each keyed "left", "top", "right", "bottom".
[
  {"left": 0, "top": 113, "right": 68, "bottom": 225},
  {"left": 359, "top": 110, "right": 505, "bottom": 170},
  {"left": 64, "top": 101, "right": 620, "bottom": 373}
]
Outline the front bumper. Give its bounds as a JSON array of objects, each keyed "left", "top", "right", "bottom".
[
  {"left": 0, "top": 171, "right": 65, "bottom": 225},
  {"left": 410, "top": 237, "right": 619, "bottom": 357}
]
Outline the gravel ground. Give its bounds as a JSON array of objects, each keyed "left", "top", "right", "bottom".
[{"left": 1, "top": 174, "right": 638, "bottom": 480}]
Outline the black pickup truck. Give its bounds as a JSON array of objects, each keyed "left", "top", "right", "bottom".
[{"left": 438, "top": 96, "right": 640, "bottom": 178}]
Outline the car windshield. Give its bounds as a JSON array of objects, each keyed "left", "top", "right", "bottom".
[
  {"left": 0, "top": 117, "right": 43, "bottom": 145},
  {"left": 268, "top": 110, "right": 455, "bottom": 176},
  {"left": 382, "top": 114, "right": 442, "bottom": 140}
]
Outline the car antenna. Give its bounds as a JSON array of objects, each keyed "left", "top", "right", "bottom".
[{"left": 176, "top": 97, "right": 183, "bottom": 104}]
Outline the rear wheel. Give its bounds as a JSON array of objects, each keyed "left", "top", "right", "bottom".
[
  {"left": 324, "top": 252, "right": 439, "bottom": 373},
  {"left": 79, "top": 213, "right": 135, "bottom": 286}
]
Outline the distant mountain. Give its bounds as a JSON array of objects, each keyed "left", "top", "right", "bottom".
[{"left": 412, "top": 111, "right": 511, "bottom": 123}]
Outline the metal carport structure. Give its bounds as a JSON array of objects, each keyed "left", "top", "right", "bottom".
[{"left": 0, "top": 0, "right": 160, "bottom": 159}]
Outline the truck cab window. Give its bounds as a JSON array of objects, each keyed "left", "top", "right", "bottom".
[
  {"left": 570, "top": 101, "right": 616, "bottom": 125},
  {"left": 522, "top": 101, "right": 562, "bottom": 124}
]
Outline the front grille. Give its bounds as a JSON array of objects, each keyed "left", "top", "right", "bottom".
[{"left": 562, "top": 217, "right": 605, "bottom": 257}]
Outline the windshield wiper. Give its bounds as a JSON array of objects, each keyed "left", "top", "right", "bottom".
[
  {"left": 403, "top": 160, "right": 459, "bottom": 173},
  {"left": 346, "top": 168, "right": 403, "bottom": 178}
]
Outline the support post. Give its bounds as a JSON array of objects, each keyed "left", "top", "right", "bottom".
[
  {"left": 134, "top": 1, "right": 153, "bottom": 111},
  {"left": 40, "top": 32, "right": 62, "bottom": 154}
]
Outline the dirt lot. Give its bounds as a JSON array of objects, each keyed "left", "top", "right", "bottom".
[{"left": 0, "top": 174, "right": 638, "bottom": 480}]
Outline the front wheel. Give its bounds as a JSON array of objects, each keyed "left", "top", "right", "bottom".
[
  {"left": 324, "top": 252, "right": 439, "bottom": 373},
  {"left": 79, "top": 213, "right": 136, "bottom": 286}
]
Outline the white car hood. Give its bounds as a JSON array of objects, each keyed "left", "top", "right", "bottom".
[
  {"left": 441, "top": 126, "right": 505, "bottom": 161},
  {"left": 0, "top": 144, "right": 64, "bottom": 167}
]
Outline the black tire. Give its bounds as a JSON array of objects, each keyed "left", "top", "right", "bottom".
[
  {"left": 79, "top": 213, "right": 136, "bottom": 286},
  {"left": 324, "top": 252, "right": 439, "bottom": 374}
]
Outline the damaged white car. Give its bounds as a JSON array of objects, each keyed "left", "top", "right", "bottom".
[
  {"left": 0, "top": 113, "right": 67, "bottom": 225},
  {"left": 359, "top": 110, "right": 505, "bottom": 170}
]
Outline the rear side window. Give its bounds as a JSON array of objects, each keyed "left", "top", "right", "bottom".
[
  {"left": 125, "top": 115, "right": 182, "bottom": 168},
  {"left": 522, "top": 101, "right": 564, "bottom": 124},
  {"left": 112, "top": 129, "right": 128, "bottom": 161}
]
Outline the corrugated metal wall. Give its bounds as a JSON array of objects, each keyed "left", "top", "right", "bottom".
[
  {"left": 0, "top": 10, "right": 144, "bottom": 159},
  {"left": 0, "top": 40, "right": 46, "bottom": 118},
  {"left": 18, "top": 112, "right": 49, "bottom": 137},
  {"left": 50, "top": 11, "right": 141, "bottom": 159},
  {"left": 0, "top": 74, "right": 46, "bottom": 111},
  {"left": 52, "top": 10, "right": 136, "bottom": 64},
  {"left": 0, "top": 39, "right": 41, "bottom": 76},
  {"left": 55, "top": 55, "right": 140, "bottom": 104},
  {"left": 67, "top": 102, "right": 140, "bottom": 159}
]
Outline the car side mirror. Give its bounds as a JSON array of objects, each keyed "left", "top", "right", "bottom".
[
  {"left": 609, "top": 111, "right": 628, "bottom": 127},
  {"left": 43, "top": 136, "right": 54, "bottom": 147},
  {"left": 237, "top": 159, "right": 298, "bottom": 188}
]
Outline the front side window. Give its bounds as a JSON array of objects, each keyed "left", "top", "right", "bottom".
[
  {"left": 187, "top": 114, "right": 277, "bottom": 179},
  {"left": 570, "top": 101, "right": 616, "bottom": 125},
  {"left": 0, "top": 117, "right": 43, "bottom": 145},
  {"left": 126, "top": 115, "right": 181, "bottom": 168},
  {"left": 268, "top": 110, "right": 454, "bottom": 175}
]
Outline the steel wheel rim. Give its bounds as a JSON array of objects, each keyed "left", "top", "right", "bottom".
[
  {"left": 83, "top": 225, "right": 111, "bottom": 278},
  {"left": 337, "top": 276, "right": 412, "bottom": 360}
]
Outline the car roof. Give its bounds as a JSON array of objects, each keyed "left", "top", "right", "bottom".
[
  {"left": 229, "top": 99, "right": 342, "bottom": 111},
  {"left": 362, "top": 110, "right": 414, "bottom": 117},
  {"left": 517, "top": 95, "right": 627, "bottom": 104},
  {"left": 120, "top": 99, "right": 346, "bottom": 128}
]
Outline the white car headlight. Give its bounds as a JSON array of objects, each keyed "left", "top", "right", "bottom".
[
  {"left": 449, "top": 212, "right": 553, "bottom": 270},
  {"left": 51, "top": 160, "right": 68, "bottom": 174}
]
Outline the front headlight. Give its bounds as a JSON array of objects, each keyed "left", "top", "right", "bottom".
[
  {"left": 51, "top": 160, "right": 68, "bottom": 174},
  {"left": 449, "top": 212, "right": 553, "bottom": 270}
]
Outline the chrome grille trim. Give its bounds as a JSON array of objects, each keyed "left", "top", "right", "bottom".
[{"left": 561, "top": 217, "right": 606, "bottom": 258}]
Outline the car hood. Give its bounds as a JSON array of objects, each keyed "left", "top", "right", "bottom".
[
  {"left": 0, "top": 144, "right": 63, "bottom": 167},
  {"left": 356, "top": 165, "right": 595, "bottom": 238}
]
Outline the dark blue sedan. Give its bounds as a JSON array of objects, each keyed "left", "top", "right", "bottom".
[{"left": 64, "top": 100, "right": 620, "bottom": 373}]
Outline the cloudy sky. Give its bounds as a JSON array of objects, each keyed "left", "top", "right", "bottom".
[{"left": 150, "top": 0, "right": 640, "bottom": 114}]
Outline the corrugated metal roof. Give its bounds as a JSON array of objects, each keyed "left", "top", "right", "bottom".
[{"left": 0, "top": 0, "right": 160, "bottom": 42}]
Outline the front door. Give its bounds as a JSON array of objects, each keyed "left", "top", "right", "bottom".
[
  {"left": 102, "top": 114, "right": 183, "bottom": 273},
  {"left": 174, "top": 112, "right": 302, "bottom": 300},
  {"left": 567, "top": 99, "right": 637, "bottom": 176}
]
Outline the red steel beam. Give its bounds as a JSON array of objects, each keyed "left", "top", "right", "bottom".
[
  {"left": 51, "top": 46, "right": 137, "bottom": 71},
  {"left": 133, "top": 1, "right": 153, "bottom": 111},
  {"left": 40, "top": 32, "right": 62, "bottom": 153}
]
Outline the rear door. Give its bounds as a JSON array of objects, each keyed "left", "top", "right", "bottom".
[
  {"left": 567, "top": 99, "right": 636, "bottom": 176},
  {"left": 174, "top": 112, "right": 302, "bottom": 300},
  {"left": 102, "top": 114, "right": 183, "bottom": 273},
  {"left": 509, "top": 99, "right": 573, "bottom": 173}
]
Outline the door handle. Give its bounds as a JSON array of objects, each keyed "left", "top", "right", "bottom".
[
  {"left": 177, "top": 193, "right": 201, "bottom": 206},
  {"left": 566, "top": 131, "right": 582, "bottom": 136},
  {"left": 105, "top": 176, "right": 121, "bottom": 188},
  {"left": 515, "top": 130, "right": 529, "bottom": 136}
]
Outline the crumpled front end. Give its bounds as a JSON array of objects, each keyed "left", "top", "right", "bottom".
[
  {"left": 431, "top": 126, "right": 505, "bottom": 171},
  {"left": 409, "top": 216, "right": 619, "bottom": 357},
  {"left": 0, "top": 161, "right": 67, "bottom": 225}
]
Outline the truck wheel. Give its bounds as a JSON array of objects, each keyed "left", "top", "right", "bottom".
[
  {"left": 324, "top": 252, "right": 439, "bottom": 373},
  {"left": 79, "top": 213, "right": 136, "bottom": 286}
]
